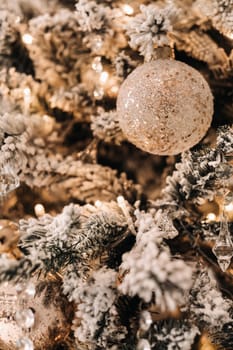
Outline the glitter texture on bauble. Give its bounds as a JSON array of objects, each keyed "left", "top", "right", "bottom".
[{"left": 117, "top": 59, "right": 213, "bottom": 155}]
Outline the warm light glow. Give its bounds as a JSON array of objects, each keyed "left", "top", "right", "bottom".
[
  {"left": 92, "top": 35, "right": 103, "bottom": 52},
  {"left": 42, "top": 115, "right": 54, "bottom": 134},
  {"left": 117, "top": 195, "right": 125, "bottom": 205},
  {"left": 23, "top": 87, "right": 31, "bottom": 112},
  {"left": 22, "top": 33, "right": 33, "bottom": 45},
  {"left": 225, "top": 202, "right": 233, "bottom": 212},
  {"left": 15, "top": 16, "right": 21, "bottom": 24},
  {"left": 122, "top": 4, "right": 134, "bottom": 15},
  {"left": 95, "top": 200, "right": 102, "bottom": 208},
  {"left": 92, "top": 57, "right": 103, "bottom": 73},
  {"left": 99, "top": 71, "right": 109, "bottom": 84},
  {"left": 206, "top": 213, "right": 216, "bottom": 222},
  {"left": 23, "top": 87, "right": 31, "bottom": 96},
  {"left": 34, "top": 203, "right": 45, "bottom": 217},
  {"left": 110, "top": 85, "right": 119, "bottom": 94},
  {"left": 93, "top": 86, "right": 104, "bottom": 99}
]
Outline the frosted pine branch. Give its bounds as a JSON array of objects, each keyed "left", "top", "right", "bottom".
[
  {"left": 194, "top": 0, "right": 233, "bottom": 37},
  {"left": 75, "top": 0, "right": 110, "bottom": 32},
  {"left": 71, "top": 267, "right": 128, "bottom": 348},
  {"left": 163, "top": 126, "right": 233, "bottom": 204},
  {"left": 0, "top": 203, "right": 128, "bottom": 283},
  {"left": 188, "top": 269, "right": 232, "bottom": 331},
  {"left": 0, "top": 112, "right": 140, "bottom": 202},
  {"left": 126, "top": 4, "right": 173, "bottom": 61},
  {"left": 147, "top": 319, "right": 199, "bottom": 350},
  {"left": 91, "top": 109, "right": 125, "bottom": 145},
  {"left": 119, "top": 209, "right": 193, "bottom": 310}
]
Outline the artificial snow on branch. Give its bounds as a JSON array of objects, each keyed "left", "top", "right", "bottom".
[{"left": 119, "top": 208, "right": 193, "bottom": 310}]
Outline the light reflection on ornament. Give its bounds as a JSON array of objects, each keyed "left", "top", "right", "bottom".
[
  {"left": 22, "top": 34, "right": 33, "bottom": 45},
  {"left": 212, "top": 212, "right": 233, "bottom": 272},
  {"left": 16, "top": 337, "right": 34, "bottom": 350},
  {"left": 15, "top": 308, "right": 35, "bottom": 329},
  {"left": 16, "top": 282, "right": 36, "bottom": 299}
]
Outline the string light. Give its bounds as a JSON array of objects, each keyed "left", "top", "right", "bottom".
[
  {"left": 95, "top": 200, "right": 102, "bottom": 208},
  {"left": 93, "top": 86, "right": 104, "bottom": 100},
  {"left": 42, "top": 114, "right": 55, "bottom": 134},
  {"left": 225, "top": 202, "right": 233, "bottom": 213},
  {"left": 34, "top": 204, "right": 45, "bottom": 217},
  {"left": 206, "top": 213, "right": 216, "bottom": 222},
  {"left": 99, "top": 71, "right": 109, "bottom": 85},
  {"left": 110, "top": 85, "right": 119, "bottom": 95},
  {"left": 91, "top": 35, "right": 103, "bottom": 53},
  {"left": 92, "top": 57, "right": 103, "bottom": 73},
  {"left": 122, "top": 4, "right": 134, "bottom": 15},
  {"left": 22, "top": 33, "right": 33, "bottom": 45},
  {"left": 23, "top": 87, "right": 31, "bottom": 96},
  {"left": 23, "top": 87, "right": 31, "bottom": 114},
  {"left": 15, "top": 16, "right": 21, "bottom": 24}
]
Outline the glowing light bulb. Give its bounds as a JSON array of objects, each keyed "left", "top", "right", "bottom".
[
  {"left": 22, "top": 33, "right": 33, "bottom": 45},
  {"left": 34, "top": 204, "right": 45, "bottom": 217},
  {"left": 225, "top": 202, "right": 233, "bottom": 213},
  {"left": 93, "top": 86, "right": 104, "bottom": 100},
  {"left": 110, "top": 85, "right": 119, "bottom": 94},
  {"left": 206, "top": 213, "right": 216, "bottom": 222},
  {"left": 15, "top": 16, "right": 21, "bottom": 24},
  {"left": 42, "top": 115, "right": 54, "bottom": 134},
  {"left": 95, "top": 200, "right": 102, "bottom": 208},
  {"left": 99, "top": 71, "right": 109, "bottom": 84},
  {"left": 92, "top": 57, "right": 103, "bottom": 73},
  {"left": 117, "top": 196, "right": 125, "bottom": 205},
  {"left": 23, "top": 87, "right": 31, "bottom": 96},
  {"left": 91, "top": 35, "right": 103, "bottom": 53},
  {"left": 122, "top": 4, "right": 134, "bottom": 15},
  {"left": 23, "top": 87, "right": 31, "bottom": 114}
]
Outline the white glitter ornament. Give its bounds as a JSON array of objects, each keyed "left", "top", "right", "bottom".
[{"left": 117, "top": 59, "right": 213, "bottom": 155}]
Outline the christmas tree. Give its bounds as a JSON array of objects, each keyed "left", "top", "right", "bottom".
[{"left": 0, "top": 0, "right": 233, "bottom": 349}]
